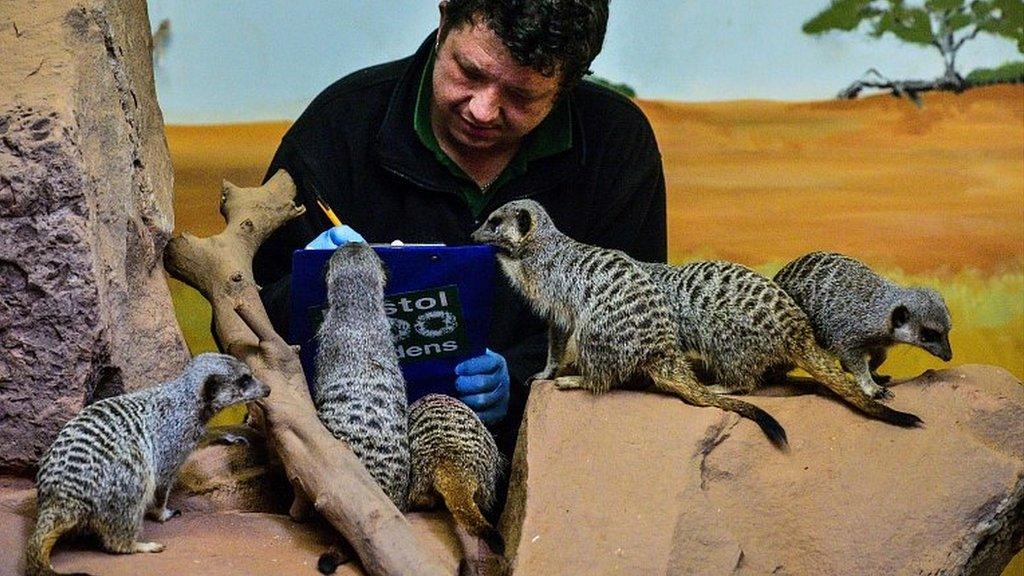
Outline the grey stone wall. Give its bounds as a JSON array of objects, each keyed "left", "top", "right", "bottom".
[{"left": 0, "top": 1, "right": 188, "bottom": 473}]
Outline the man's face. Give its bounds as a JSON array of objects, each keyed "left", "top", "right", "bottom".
[{"left": 432, "top": 18, "right": 562, "bottom": 156}]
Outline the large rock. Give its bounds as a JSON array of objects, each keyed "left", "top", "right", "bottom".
[
  {"left": 0, "top": 1, "right": 188, "bottom": 472},
  {"left": 500, "top": 365, "right": 1023, "bottom": 575}
]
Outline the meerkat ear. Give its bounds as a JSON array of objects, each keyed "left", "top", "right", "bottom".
[
  {"left": 201, "top": 373, "right": 229, "bottom": 406},
  {"left": 515, "top": 208, "right": 533, "bottom": 238},
  {"left": 891, "top": 304, "right": 910, "bottom": 328}
]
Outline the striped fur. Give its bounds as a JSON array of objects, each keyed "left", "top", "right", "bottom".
[
  {"left": 407, "top": 394, "right": 505, "bottom": 555},
  {"left": 642, "top": 260, "right": 921, "bottom": 427},
  {"left": 472, "top": 200, "right": 788, "bottom": 449},
  {"left": 773, "top": 251, "right": 952, "bottom": 397},
  {"left": 26, "top": 353, "right": 267, "bottom": 576},
  {"left": 315, "top": 242, "right": 410, "bottom": 511}
]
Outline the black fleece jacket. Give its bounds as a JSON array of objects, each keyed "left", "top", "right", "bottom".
[{"left": 253, "top": 33, "right": 667, "bottom": 456}]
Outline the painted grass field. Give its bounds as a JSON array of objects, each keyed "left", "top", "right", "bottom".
[{"left": 166, "top": 85, "right": 1023, "bottom": 574}]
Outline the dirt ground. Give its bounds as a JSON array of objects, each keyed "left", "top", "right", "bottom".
[{"left": 0, "top": 476, "right": 461, "bottom": 575}]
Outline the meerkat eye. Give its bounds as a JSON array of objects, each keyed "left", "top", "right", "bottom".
[
  {"left": 920, "top": 328, "right": 940, "bottom": 343},
  {"left": 486, "top": 216, "right": 501, "bottom": 231}
]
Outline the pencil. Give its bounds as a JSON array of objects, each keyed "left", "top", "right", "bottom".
[{"left": 314, "top": 196, "right": 342, "bottom": 227}]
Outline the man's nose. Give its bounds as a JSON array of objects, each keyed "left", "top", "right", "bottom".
[{"left": 467, "top": 87, "right": 500, "bottom": 125}]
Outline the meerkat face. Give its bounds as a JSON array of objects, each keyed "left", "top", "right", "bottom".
[
  {"left": 471, "top": 200, "right": 540, "bottom": 257},
  {"left": 325, "top": 242, "right": 388, "bottom": 300},
  {"left": 196, "top": 354, "right": 270, "bottom": 418},
  {"left": 890, "top": 289, "right": 953, "bottom": 361}
]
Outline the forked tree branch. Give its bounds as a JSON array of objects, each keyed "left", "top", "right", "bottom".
[{"left": 164, "top": 169, "right": 447, "bottom": 576}]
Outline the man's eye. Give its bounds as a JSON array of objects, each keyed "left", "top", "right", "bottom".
[
  {"left": 508, "top": 92, "right": 531, "bottom": 105},
  {"left": 462, "top": 67, "right": 484, "bottom": 82}
]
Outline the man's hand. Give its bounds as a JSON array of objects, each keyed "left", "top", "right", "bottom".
[
  {"left": 305, "top": 225, "right": 366, "bottom": 249},
  {"left": 454, "top": 349, "right": 510, "bottom": 426}
]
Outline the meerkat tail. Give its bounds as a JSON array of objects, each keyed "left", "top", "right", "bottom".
[
  {"left": 434, "top": 461, "right": 505, "bottom": 556},
  {"left": 317, "top": 537, "right": 356, "bottom": 575},
  {"left": 649, "top": 372, "right": 789, "bottom": 450},
  {"left": 795, "top": 342, "right": 923, "bottom": 427},
  {"left": 25, "top": 504, "right": 92, "bottom": 576}
]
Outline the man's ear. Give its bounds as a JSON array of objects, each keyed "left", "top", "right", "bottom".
[
  {"left": 515, "top": 208, "right": 533, "bottom": 238},
  {"left": 437, "top": 1, "right": 449, "bottom": 47},
  {"left": 891, "top": 304, "right": 910, "bottom": 328}
]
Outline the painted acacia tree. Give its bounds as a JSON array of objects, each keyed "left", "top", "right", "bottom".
[{"left": 803, "top": 0, "right": 1024, "bottom": 102}]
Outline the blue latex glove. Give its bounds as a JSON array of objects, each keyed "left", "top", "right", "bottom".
[
  {"left": 454, "top": 349, "right": 510, "bottom": 426},
  {"left": 305, "top": 225, "right": 366, "bottom": 249}
]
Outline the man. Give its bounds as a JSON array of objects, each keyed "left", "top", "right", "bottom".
[{"left": 253, "top": 0, "right": 667, "bottom": 457}]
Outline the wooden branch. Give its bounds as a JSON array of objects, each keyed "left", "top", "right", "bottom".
[{"left": 165, "top": 169, "right": 447, "bottom": 576}]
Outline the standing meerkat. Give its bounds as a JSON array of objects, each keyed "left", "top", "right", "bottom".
[
  {"left": 407, "top": 394, "right": 505, "bottom": 558},
  {"left": 640, "top": 260, "right": 923, "bottom": 427},
  {"left": 26, "top": 353, "right": 269, "bottom": 576},
  {"left": 314, "top": 243, "right": 412, "bottom": 575},
  {"left": 315, "top": 242, "right": 410, "bottom": 510},
  {"left": 772, "top": 251, "right": 952, "bottom": 396},
  {"left": 472, "top": 200, "right": 788, "bottom": 449}
]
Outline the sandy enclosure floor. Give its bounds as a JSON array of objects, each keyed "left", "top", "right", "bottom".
[{"left": 0, "top": 477, "right": 460, "bottom": 575}]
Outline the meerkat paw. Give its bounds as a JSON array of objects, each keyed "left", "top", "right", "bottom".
[
  {"left": 133, "top": 541, "right": 166, "bottom": 553},
  {"left": 872, "top": 372, "right": 893, "bottom": 386},
  {"left": 554, "top": 375, "right": 585, "bottom": 390},
  {"left": 529, "top": 367, "right": 557, "bottom": 383},
  {"left": 554, "top": 364, "right": 579, "bottom": 378},
  {"left": 873, "top": 386, "right": 894, "bottom": 400},
  {"left": 858, "top": 381, "right": 891, "bottom": 400},
  {"left": 146, "top": 506, "right": 180, "bottom": 523}
]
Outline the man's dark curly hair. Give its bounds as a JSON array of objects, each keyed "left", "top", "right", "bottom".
[{"left": 438, "top": 0, "right": 610, "bottom": 90}]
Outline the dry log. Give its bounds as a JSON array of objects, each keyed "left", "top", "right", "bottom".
[{"left": 164, "top": 169, "right": 447, "bottom": 576}]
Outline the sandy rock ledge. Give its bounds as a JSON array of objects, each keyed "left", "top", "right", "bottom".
[{"left": 500, "top": 365, "right": 1023, "bottom": 576}]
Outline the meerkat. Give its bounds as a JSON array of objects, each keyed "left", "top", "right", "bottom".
[
  {"left": 471, "top": 200, "right": 788, "bottom": 449},
  {"left": 407, "top": 394, "right": 505, "bottom": 561},
  {"left": 314, "top": 242, "right": 411, "bottom": 574},
  {"left": 315, "top": 242, "right": 410, "bottom": 508},
  {"left": 772, "top": 251, "right": 952, "bottom": 397},
  {"left": 26, "top": 353, "right": 269, "bottom": 576},
  {"left": 639, "top": 260, "right": 922, "bottom": 427}
]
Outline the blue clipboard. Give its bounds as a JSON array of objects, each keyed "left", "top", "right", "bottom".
[{"left": 290, "top": 244, "right": 496, "bottom": 403}]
